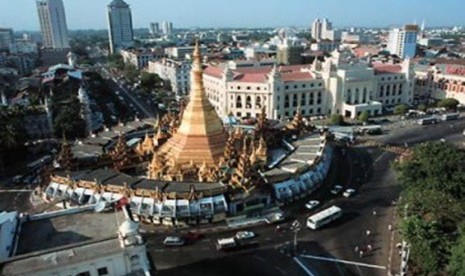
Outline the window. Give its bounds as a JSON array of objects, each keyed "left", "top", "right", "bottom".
[
  {"left": 285, "top": 85, "right": 289, "bottom": 90},
  {"left": 97, "top": 267, "right": 109, "bottom": 276},
  {"left": 284, "top": 95, "right": 289, "bottom": 108},
  {"left": 310, "top": 83, "right": 314, "bottom": 87},
  {"left": 246, "top": 86, "right": 251, "bottom": 90},
  {"left": 302, "top": 84, "right": 306, "bottom": 88},
  {"left": 318, "top": 83, "right": 322, "bottom": 87},
  {"left": 237, "top": 86, "right": 241, "bottom": 90},
  {"left": 293, "top": 94, "right": 298, "bottom": 107},
  {"left": 76, "top": 272, "right": 91, "bottom": 276},
  {"left": 294, "top": 85, "right": 298, "bottom": 89}
]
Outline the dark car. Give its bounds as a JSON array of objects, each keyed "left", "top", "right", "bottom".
[{"left": 182, "top": 231, "right": 204, "bottom": 243}]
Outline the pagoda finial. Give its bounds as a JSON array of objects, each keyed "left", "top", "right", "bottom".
[{"left": 192, "top": 39, "right": 202, "bottom": 72}]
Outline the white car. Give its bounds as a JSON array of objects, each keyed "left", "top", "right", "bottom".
[
  {"left": 163, "top": 236, "right": 185, "bottom": 246},
  {"left": 330, "top": 185, "right": 343, "bottom": 195},
  {"left": 235, "top": 231, "right": 255, "bottom": 240},
  {"left": 343, "top": 188, "right": 356, "bottom": 198},
  {"left": 305, "top": 200, "right": 320, "bottom": 210}
]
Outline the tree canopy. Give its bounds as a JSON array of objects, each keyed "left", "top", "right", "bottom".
[
  {"left": 394, "top": 141, "right": 465, "bottom": 274},
  {"left": 437, "top": 98, "right": 459, "bottom": 111},
  {"left": 140, "top": 72, "right": 163, "bottom": 92},
  {"left": 393, "top": 104, "right": 408, "bottom": 115},
  {"left": 358, "top": 110, "right": 369, "bottom": 123},
  {"left": 329, "top": 114, "right": 345, "bottom": 126},
  {"left": 53, "top": 96, "right": 87, "bottom": 139}
]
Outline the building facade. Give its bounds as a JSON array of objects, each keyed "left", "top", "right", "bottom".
[
  {"left": 148, "top": 58, "right": 191, "bottom": 95},
  {"left": 161, "top": 21, "right": 173, "bottom": 35},
  {"left": 387, "top": 25, "right": 418, "bottom": 59},
  {"left": 120, "top": 49, "right": 158, "bottom": 69},
  {"left": 203, "top": 51, "right": 415, "bottom": 120},
  {"left": 415, "top": 63, "right": 465, "bottom": 104},
  {"left": 107, "top": 0, "right": 134, "bottom": 54},
  {"left": 0, "top": 28, "right": 14, "bottom": 51},
  {"left": 36, "top": 0, "right": 69, "bottom": 49}
]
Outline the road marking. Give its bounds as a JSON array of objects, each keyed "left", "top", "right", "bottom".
[
  {"left": 300, "top": 254, "right": 386, "bottom": 270},
  {"left": 293, "top": 256, "right": 316, "bottom": 276},
  {"left": 274, "top": 265, "right": 288, "bottom": 275}
]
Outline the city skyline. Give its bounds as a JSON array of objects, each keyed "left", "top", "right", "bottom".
[{"left": 0, "top": 0, "right": 464, "bottom": 31}]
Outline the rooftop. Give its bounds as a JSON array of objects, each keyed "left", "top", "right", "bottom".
[
  {"left": 16, "top": 209, "right": 124, "bottom": 256},
  {"left": 372, "top": 63, "right": 403, "bottom": 75}
]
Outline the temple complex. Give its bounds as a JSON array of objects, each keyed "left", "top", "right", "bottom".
[{"left": 41, "top": 42, "right": 335, "bottom": 227}]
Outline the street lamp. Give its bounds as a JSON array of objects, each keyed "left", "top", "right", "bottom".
[{"left": 291, "top": 220, "right": 301, "bottom": 254}]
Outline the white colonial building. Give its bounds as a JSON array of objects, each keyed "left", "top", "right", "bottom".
[
  {"left": 148, "top": 58, "right": 192, "bottom": 95},
  {"left": 203, "top": 50, "right": 415, "bottom": 120},
  {"left": 121, "top": 49, "right": 160, "bottom": 70}
]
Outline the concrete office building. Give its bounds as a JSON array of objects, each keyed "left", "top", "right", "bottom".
[
  {"left": 161, "top": 21, "right": 173, "bottom": 35},
  {"left": 107, "top": 0, "right": 134, "bottom": 54},
  {"left": 0, "top": 28, "right": 14, "bottom": 51},
  {"left": 36, "top": 0, "right": 69, "bottom": 49},
  {"left": 387, "top": 25, "right": 419, "bottom": 59},
  {"left": 148, "top": 58, "right": 192, "bottom": 95},
  {"left": 149, "top": 22, "right": 159, "bottom": 35}
]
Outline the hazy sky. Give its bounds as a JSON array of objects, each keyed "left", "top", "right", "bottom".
[{"left": 0, "top": 0, "right": 464, "bottom": 31}]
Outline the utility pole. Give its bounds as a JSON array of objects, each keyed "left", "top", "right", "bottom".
[{"left": 291, "top": 220, "right": 301, "bottom": 254}]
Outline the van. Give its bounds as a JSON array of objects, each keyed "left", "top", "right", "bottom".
[{"left": 216, "top": 238, "right": 237, "bottom": 251}]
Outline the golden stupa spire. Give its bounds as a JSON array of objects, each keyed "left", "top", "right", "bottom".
[{"left": 156, "top": 40, "right": 227, "bottom": 167}]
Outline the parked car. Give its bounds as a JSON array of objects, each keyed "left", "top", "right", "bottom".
[
  {"left": 305, "top": 200, "right": 320, "bottom": 210},
  {"left": 343, "top": 188, "right": 356, "bottom": 198},
  {"left": 235, "top": 231, "right": 255, "bottom": 240},
  {"left": 330, "top": 185, "right": 343, "bottom": 195},
  {"left": 163, "top": 236, "right": 186, "bottom": 247}
]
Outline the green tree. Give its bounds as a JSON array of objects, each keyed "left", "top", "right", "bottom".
[
  {"left": 394, "top": 142, "right": 465, "bottom": 199},
  {"left": 400, "top": 216, "right": 449, "bottom": 273},
  {"left": 123, "top": 63, "right": 139, "bottom": 82},
  {"left": 329, "top": 114, "right": 344, "bottom": 126},
  {"left": 393, "top": 104, "right": 408, "bottom": 115},
  {"left": 140, "top": 72, "right": 162, "bottom": 92},
  {"left": 437, "top": 98, "right": 459, "bottom": 111},
  {"left": 53, "top": 97, "right": 87, "bottom": 139},
  {"left": 449, "top": 225, "right": 465, "bottom": 275},
  {"left": 358, "top": 110, "right": 370, "bottom": 123},
  {"left": 394, "top": 142, "right": 465, "bottom": 274},
  {"left": 107, "top": 53, "right": 124, "bottom": 70}
]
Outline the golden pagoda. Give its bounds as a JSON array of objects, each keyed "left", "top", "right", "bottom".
[
  {"left": 156, "top": 41, "right": 228, "bottom": 168},
  {"left": 287, "top": 106, "right": 304, "bottom": 131}
]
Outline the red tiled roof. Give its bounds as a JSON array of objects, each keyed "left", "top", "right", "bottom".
[
  {"left": 281, "top": 72, "right": 313, "bottom": 82},
  {"left": 234, "top": 73, "right": 268, "bottom": 82},
  {"left": 372, "top": 63, "right": 403, "bottom": 74},
  {"left": 204, "top": 64, "right": 313, "bottom": 83},
  {"left": 353, "top": 47, "right": 379, "bottom": 58},
  {"left": 203, "top": 66, "right": 224, "bottom": 78}
]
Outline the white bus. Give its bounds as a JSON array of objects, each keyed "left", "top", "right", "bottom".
[{"left": 307, "top": 205, "right": 342, "bottom": 230}]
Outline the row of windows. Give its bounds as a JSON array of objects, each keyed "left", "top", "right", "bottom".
[
  {"left": 379, "top": 75, "right": 404, "bottom": 82},
  {"left": 284, "top": 82, "right": 323, "bottom": 90},
  {"left": 282, "top": 92, "right": 323, "bottom": 108},
  {"left": 232, "top": 85, "right": 268, "bottom": 91},
  {"left": 379, "top": 84, "right": 403, "bottom": 97},
  {"left": 234, "top": 95, "right": 267, "bottom": 108}
]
